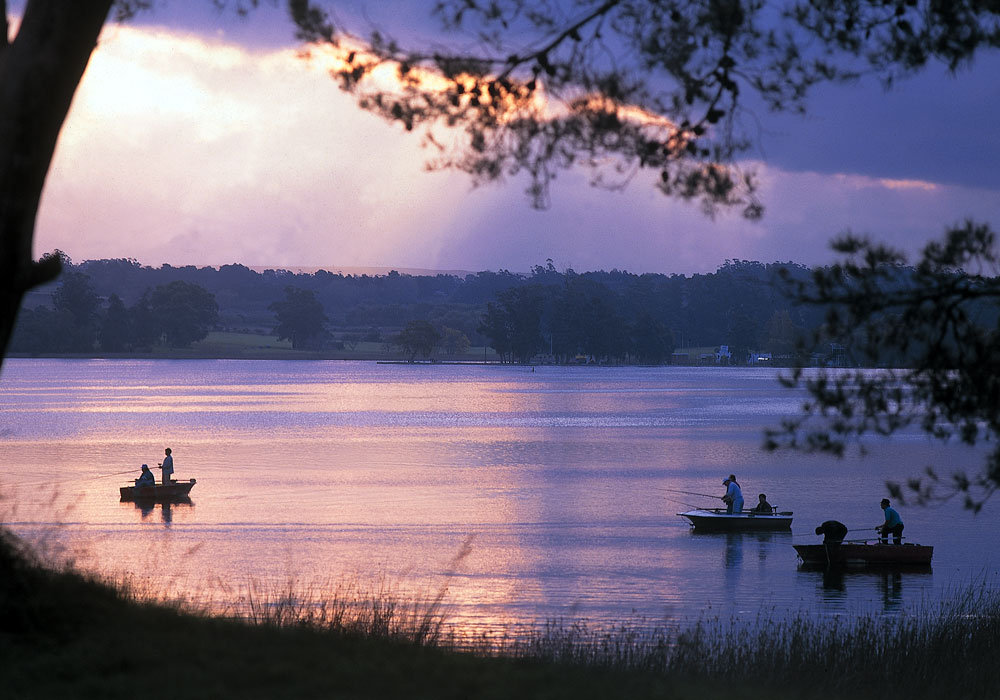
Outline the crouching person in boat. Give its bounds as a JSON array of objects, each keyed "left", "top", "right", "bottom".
[
  {"left": 135, "top": 464, "right": 155, "bottom": 488},
  {"left": 815, "top": 520, "right": 847, "bottom": 544},
  {"left": 751, "top": 493, "right": 773, "bottom": 515},
  {"left": 876, "top": 498, "right": 904, "bottom": 544},
  {"left": 721, "top": 475, "right": 743, "bottom": 514}
]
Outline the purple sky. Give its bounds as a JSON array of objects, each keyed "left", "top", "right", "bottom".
[{"left": 23, "top": 2, "right": 1000, "bottom": 275}]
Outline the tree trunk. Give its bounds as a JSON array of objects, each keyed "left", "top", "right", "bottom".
[{"left": 0, "top": 0, "right": 113, "bottom": 365}]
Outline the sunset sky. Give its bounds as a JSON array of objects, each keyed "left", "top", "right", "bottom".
[{"left": 24, "top": 1, "right": 1000, "bottom": 275}]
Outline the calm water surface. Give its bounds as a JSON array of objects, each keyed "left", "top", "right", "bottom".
[{"left": 2, "top": 359, "right": 997, "bottom": 633}]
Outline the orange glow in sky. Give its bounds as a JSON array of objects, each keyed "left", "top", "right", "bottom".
[{"left": 31, "top": 21, "right": 1000, "bottom": 275}]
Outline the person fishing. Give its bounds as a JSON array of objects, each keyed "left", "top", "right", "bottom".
[
  {"left": 815, "top": 520, "right": 848, "bottom": 544},
  {"left": 876, "top": 498, "right": 904, "bottom": 544},
  {"left": 722, "top": 474, "right": 744, "bottom": 514},
  {"left": 158, "top": 447, "right": 174, "bottom": 485},
  {"left": 135, "top": 464, "right": 155, "bottom": 487}
]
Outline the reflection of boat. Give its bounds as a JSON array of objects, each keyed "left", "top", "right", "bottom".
[
  {"left": 120, "top": 479, "right": 196, "bottom": 501},
  {"left": 127, "top": 495, "right": 193, "bottom": 510},
  {"left": 127, "top": 495, "right": 193, "bottom": 521},
  {"left": 678, "top": 507, "right": 793, "bottom": 532},
  {"left": 794, "top": 541, "right": 933, "bottom": 568}
]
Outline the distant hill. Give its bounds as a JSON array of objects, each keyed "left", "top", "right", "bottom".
[{"left": 247, "top": 265, "right": 480, "bottom": 278}]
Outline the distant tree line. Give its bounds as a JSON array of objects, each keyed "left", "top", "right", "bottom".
[
  {"left": 13, "top": 265, "right": 220, "bottom": 353},
  {"left": 11, "top": 255, "right": 844, "bottom": 363}
]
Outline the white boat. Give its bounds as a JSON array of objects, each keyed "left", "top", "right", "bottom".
[{"left": 678, "top": 507, "right": 793, "bottom": 532}]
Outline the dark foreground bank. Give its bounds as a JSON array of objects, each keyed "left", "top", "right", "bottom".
[{"left": 2, "top": 527, "right": 998, "bottom": 700}]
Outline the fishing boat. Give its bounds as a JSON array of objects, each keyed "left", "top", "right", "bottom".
[
  {"left": 120, "top": 479, "right": 196, "bottom": 502},
  {"left": 794, "top": 540, "right": 933, "bottom": 568},
  {"left": 677, "top": 507, "right": 793, "bottom": 532}
]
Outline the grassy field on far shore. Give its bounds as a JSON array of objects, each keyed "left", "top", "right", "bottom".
[{"left": 9, "top": 331, "right": 500, "bottom": 363}]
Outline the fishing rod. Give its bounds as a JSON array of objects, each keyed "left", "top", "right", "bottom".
[
  {"left": 4, "top": 469, "right": 139, "bottom": 489},
  {"left": 792, "top": 527, "right": 881, "bottom": 540},
  {"left": 655, "top": 487, "right": 725, "bottom": 500},
  {"left": 660, "top": 495, "right": 703, "bottom": 509}
]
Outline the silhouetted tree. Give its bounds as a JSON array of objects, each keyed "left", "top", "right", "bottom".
[
  {"left": 150, "top": 280, "right": 219, "bottom": 348},
  {"left": 726, "top": 310, "right": 758, "bottom": 366},
  {"left": 440, "top": 326, "right": 470, "bottom": 355},
  {"left": 394, "top": 319, "right": 441, "bottom": 361},
  {"left": 630, "top": 313, "right": 673, "bottom": 365},
  {"left": 6, "top": 0, "right": 1000, "bottom": 367},
  {"left": 51, "top": 271, "right": 100, "bottom": 352},
  {"left": 269, "top": 286, "right": 329, "bottom": 350},
  {"left": 99, "top": 293, "right": 130, "bottom": 352},
  {"left": 0, "top": 1, "right": 129, "bottom": 362},
  {"left": 127, "top": 290, "right": 160, "bottom": 350},
  {"left": 291, "top": 1, "right": 1000, "bottom": 216},
  {"left": 764, "top": 309, "right": 800, "bottom": 359},
  {"left": 492, "top": 286, "right": 546, "bottom": 364},
  {"left": 478, "top": 301, "right": 513, "bottom": 363},
  {"left": 767, "top": 221, "right": 1000, "bottom": 511},
  {"left": 8, "top": 306, "right": 61, "bottom": 354}
]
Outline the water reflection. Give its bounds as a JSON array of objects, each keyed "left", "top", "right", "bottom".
[
  {"left": 819, "top": 567, "right": 847, "bottom": 593},
  {"left": 2, "top": 360, "right": 994, "bottom": 631},
  {"left": 722, "top": 534, "right": 743, "bottom": 601},
  {"left": 800, "top": 566, "right": 931, "bottom": 612},
  {"left": 123, "top": 497, "right": 193, "bottom": 524},
  {"left": 880, "top": 571, "right": 904, "bottom": 611}
]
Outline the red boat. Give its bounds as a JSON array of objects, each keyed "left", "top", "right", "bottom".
[
  {"left": 120, "top": 479, "right": 196, "bottom": 502},
  {"left": 794, "top": 540, "right": 933, "bottom": 568}
]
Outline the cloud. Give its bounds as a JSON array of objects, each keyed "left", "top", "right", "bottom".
[
  {"left": 41, "top": 26, "right": 462, "bottom": 267},
  {"left": 749, "top": 53, "right": 1000, "bottom": 192},
  {"left": 34, "top": 23, "right": 1000, "bottom": 276}
]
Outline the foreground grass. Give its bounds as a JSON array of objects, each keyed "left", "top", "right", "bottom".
[
  {"left": 0, "top": 529, "right": 688, "bottom": 700},
  {"left": 3, "top": 528, "right": 999, "bottom": 700}
]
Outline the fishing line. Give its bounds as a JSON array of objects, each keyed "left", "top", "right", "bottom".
[
  {"left": 652, "top": 487, "right": 726, "bottom": 500},
  {"left": 2, "top": 469, "right": 139, "bottom": 489},
  {"left": 660, "top": 495, "right": 704, "bottom": 510},
  {"left": 791, "top": 527, "right": 881, "bottom": 540}
]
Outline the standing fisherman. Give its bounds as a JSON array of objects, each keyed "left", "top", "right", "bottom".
[
  {"left": 722, "top": 474, "right": 744, "bottom": 514},
  {"left": 158, "top": 447, "right": 174, "bottom": 485}
]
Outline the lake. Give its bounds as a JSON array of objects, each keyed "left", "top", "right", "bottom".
[{"left": 1, "top": 359, "right": 997, "bottom": 634}]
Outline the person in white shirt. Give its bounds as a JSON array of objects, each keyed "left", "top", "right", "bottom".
[
  {"left": 722, "top": 474, "right": 744, "bottom": 514},
  {"left": 158, "top": 447, "right": 174, "bottom": 485}
]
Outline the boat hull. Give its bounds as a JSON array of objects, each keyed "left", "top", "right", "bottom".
[
  {"left": 120, "top": 479, "right": 196, "bottom": 502},
  {"left": 794, "top": 542, "right": 933, "bottom": 568},
  {"left": 678, "top": 509, "right": 793, "bottom": 532}
]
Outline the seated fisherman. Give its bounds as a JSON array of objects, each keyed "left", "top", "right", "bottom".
[
  {"left": 751, "top": 493, "right": 773, "bottom": 514},
  {"left": 135, "top": 464, "right": 155, "bottom": 487}
]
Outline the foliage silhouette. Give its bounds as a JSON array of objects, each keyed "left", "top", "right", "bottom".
[
  {"left": 393, "top": 319, "right": 442, "bottom": 361},
  {"left": 270, "top": 285, "right": 330, "bottom": 350},
  {"left": 766, "top": 221, "right": 1000, "bottom": 511}
]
